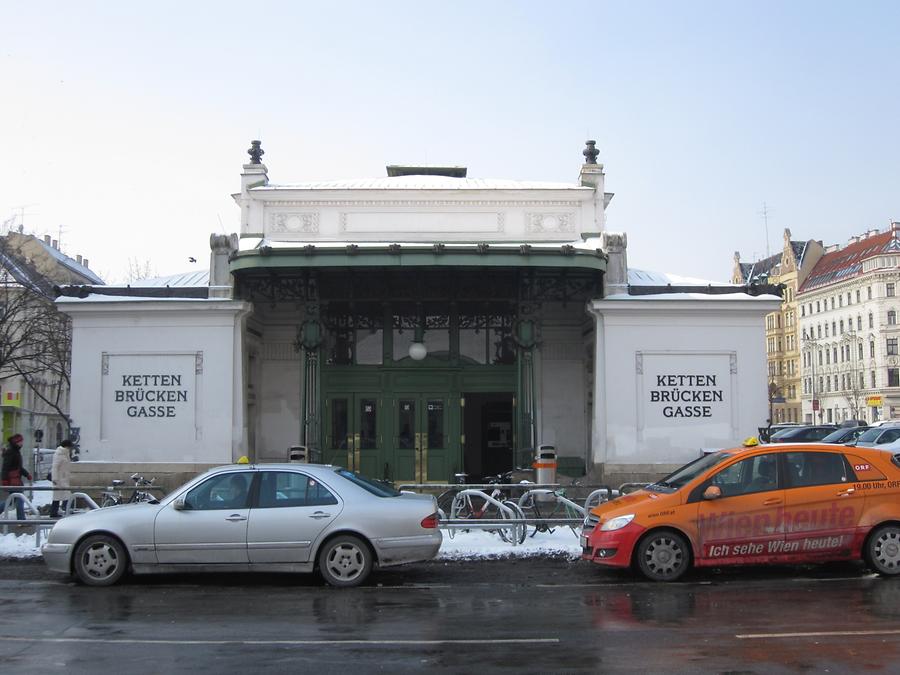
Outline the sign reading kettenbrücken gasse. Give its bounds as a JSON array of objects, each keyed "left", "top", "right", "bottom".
[
  {"left": 636, "top": 352, "right": 737, "bottom": 443},
  {"left": 100, "top": 353, "right": 199, "bottom": 443}
]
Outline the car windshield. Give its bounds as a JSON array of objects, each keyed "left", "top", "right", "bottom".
[
  {"left": 334, "top": 469, "right": 401, "bottom": 497},
  {"left": 856, "top": 428, "right": 885, "bottom": 444},
  {"left": 770, "top": 427, "right": 810, "bottom": 440},
  {"left": 650, "top": 452, "right": 732, "bottom": 491},
  {"left": 821, "top": 427, "right": 867, "bottom": 443}
]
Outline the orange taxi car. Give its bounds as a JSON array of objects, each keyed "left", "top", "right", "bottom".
[{"left": 582, "top": 444, "right": 900, "bottom": 581}]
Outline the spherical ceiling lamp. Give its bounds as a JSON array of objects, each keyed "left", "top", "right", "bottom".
[{"left": 409, "top": 341, "right": 427, "bottom": 361}]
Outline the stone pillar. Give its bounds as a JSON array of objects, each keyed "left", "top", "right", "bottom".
[
  {"left": 209, "top": 233, "right": 238, "bottom": 299},
  {"left": 601, "top": 232, "right": 628, "bottom": 297}
]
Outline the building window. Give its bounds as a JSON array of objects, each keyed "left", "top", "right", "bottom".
[
  {"left": 840, "top": 319, "right": 844, "bottom": 334},
  {"left": 871, "top": 340, "right": 876, "bottom": 358},
  {"left": 858, "top": 315, "right": 863, "bottom": 331},
  {"left": 888, "top": 283, "right": 896, "bottom": 298},
  {"left": 868, "top": 287, "right": 873, "bottom": 300},
  {"left": 889, "top": 368, "right": 900, "bottom": 387},
  {"left": 872, "top": 370, "right": 877, "bottom": 388},
  {"left": 839, "top": 296, "right": 843, "bottom": 308},
  {"left": 859, "top": 342, "right": 864, "bottom": 360},
  {"left": 816, "top": 301, "right": 821, "bottom": 312},
  {"left": 831, "top": 298, "right": 835, "bottom": 310},
  {"left": 870, "top": 312, "right": 875, "bottom": 328},
  {"left": 860, "top": 372, "right": 865, "bottom": 389},
  {"left": 887, "top": 338, "right": 898, "bottom": 356},
  {"left": 856, "top": 289, "right": 861, "bottom": 303},
  {"left": 890, "top": 310, "right": 897, "bottom": 325},
  {"left": 848, "top": 292, "right": 852, "bottom": 305},
  {"left": 832, "top": 321, "right": 836, "bottom": 335}
]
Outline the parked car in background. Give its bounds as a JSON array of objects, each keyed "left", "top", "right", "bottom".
[
  {"left": 851, "top": 424, "right": 900, "bottom": 447},
  {"left": 768, "top": 425, "right": 838, "bottom": 443},
  {"left": 820, "top": 426, "right": 871, "bottom": 445},
  {"left": 43, "top": 464, "right": 441, "bottom": 587},
  {"left": 757, "top": 424, "right": 805, "bottom": 443}
]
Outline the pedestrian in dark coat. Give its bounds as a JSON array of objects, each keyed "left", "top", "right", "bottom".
[{"left": 1, "top": 434, "right": 31, "bottom": 520}]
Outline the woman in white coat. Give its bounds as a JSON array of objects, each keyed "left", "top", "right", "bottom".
[{"left": 49, "top": 439, "right": 73, "bottom": 518}]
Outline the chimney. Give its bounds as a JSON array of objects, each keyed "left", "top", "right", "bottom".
[
  {"left": 578, "top": 140, "right": 609, "bottom": 237},
  {"left": 76, "top": 254, "right": 83, "bottom": 265},
  {"left": 83, "top": 258, "right": 89, "bottom": 268},
  {"left": 43, "top": 235, "right": 51, "bottom": 245},
  {"left": 52, "top": 239, "right": 58, "bottom": 249}
]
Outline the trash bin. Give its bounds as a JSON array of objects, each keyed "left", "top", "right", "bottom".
[
  {"left": 288, "top": 446, "right": 308, "bottom": 463},
  {"left": 533, "top": 445, "right": 557, "bottom": 501}
]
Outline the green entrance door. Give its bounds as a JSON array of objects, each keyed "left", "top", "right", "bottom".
[
  {"left": 391, "top": 394, "right": 458, "bottom": 484},
  {"left": 323, "top": 395, "right": 384, "bottom": 477}
]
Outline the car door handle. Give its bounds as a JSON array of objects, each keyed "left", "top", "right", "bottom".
[
  {"left": 309, "top": 512, "right": 332, "bottom": 519},
  {"left": 838, "top": 488, "right": 855, "bottom": 497},
  {"left": 225, "top": 514, "right": 248, "bottom": 522},
  {"left": 762, "top": 498, "right": 782, "bottom": 506}
]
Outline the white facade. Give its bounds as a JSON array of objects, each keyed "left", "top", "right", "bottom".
[
  {"left": 60, "top": 298, "right": 250, "bottom": 465},
  {"left": 798, "top": 229, "right": 900, "bottom": 424},
  {"left": 590, "top": 294, "right": 777, "bottom": 476}
]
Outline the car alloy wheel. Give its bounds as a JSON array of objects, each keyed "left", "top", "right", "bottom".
[
  {"left": 637, "top": 531, "right": 690, "bottom": 582},
  {"left": 73, "top": 534, "right": 128, "bottom": 586},
  {"left": 869, "top": 525, "right": 900, "bottom": 575},
  {"left": 318, "top": 535, "right": 372, "bottom": 587}
]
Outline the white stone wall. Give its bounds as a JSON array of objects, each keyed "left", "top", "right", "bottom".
[
  {"left": 589, "top": 296, "right": 778, "bottom": 469},
  {"left": 60, "top": 299, "right": 250, "bottom": 465}
]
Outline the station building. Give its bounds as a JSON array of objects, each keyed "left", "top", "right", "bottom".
[{"left": 57, "top": 142, "right": 779, "bottom": 488}]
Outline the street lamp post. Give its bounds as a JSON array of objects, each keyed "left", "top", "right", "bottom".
[{"left": 803, "top": 334, "right": 820, "bottom": 424}]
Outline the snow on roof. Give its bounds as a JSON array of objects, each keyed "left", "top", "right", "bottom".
[
  {"left": 627, "top": 268, "right": 734, "bottom": 287},
  {"left": 604, "top": 291, "right": 781, "bottom": 302},
  {"left": 129, "top": 270, "right": 209, "bottom": 288},
  {"left": 239, "top": 237, "right": 605, "bottom": 253},
  {"left": 36, "top": 238, "right": 104, "bottom": 285},
  {"left": 258, "top": 175, "right": 591, "bottom": 192}
]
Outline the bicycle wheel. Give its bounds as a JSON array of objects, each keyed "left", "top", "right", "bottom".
[{"left": 498, "top": 500, "right": 527, "bottom": 545}]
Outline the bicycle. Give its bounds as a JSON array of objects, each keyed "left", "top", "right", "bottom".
[
  {"left": 443, "top": 473, "right": 526, "bottom": 544},
  {"left": 100, "top": 474, "right": 158, "bottom": 507}
]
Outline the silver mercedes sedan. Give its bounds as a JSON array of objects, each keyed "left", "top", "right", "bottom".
[{"left": 42, "top": 464, "right": 441, "bottom": 587}]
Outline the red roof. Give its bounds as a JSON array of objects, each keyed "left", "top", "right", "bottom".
[{"left": 800, "top": 229, "right": 900, "bottom": 293}]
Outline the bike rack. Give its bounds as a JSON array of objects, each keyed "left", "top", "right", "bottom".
[{"left": 447, "top": 489, "right": 526, "bottom": 545}]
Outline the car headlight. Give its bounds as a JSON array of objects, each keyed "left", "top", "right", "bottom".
[{"left": 600, "top": 514, "right": 635, "bottom": 531}]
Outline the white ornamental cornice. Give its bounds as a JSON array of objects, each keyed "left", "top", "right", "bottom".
[{"left": 255, "top": 199, "right": 584, "bottom": 208}]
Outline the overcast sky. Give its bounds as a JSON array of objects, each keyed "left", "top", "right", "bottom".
[{"left": 2, "top": 1, "right": 898, "bottom": 283}]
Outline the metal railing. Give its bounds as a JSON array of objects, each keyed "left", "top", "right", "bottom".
[{"left": 397, "top": 482, "right": 622, "bottom": 546}]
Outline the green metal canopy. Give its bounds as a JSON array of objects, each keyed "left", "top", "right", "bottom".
[{"left": 229, "top": 244, "right": 607, "bottom": 273}]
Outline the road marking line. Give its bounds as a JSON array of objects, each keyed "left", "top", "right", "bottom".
[
  {"left": 736, "top": 629, "right": 900, "bottom": 639},
  {"left": 0, "top": 637, "right": 559, "bottom": 647}
]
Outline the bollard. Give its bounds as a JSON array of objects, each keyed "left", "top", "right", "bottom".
[{"left": 532, "top": 445, "right": 557, "bottom": 502}]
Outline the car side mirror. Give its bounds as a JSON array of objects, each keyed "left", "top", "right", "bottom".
[
  {"left": 173, "top": 497, "right": 187, "bottom": 511},
  {"left": 703, "top": 485, "right": 722, "bottom": 500}
]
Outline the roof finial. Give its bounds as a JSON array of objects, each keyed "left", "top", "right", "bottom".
[
  {"left": 583, "top": 140, "right": 599, "bottom": 165},
  {"left": 247, "top": 139, "right": 264, "bottom": 165}
]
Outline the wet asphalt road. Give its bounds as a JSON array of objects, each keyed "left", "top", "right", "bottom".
[{"left": 1, "top": 556, "right": 899, "bottom": 674}]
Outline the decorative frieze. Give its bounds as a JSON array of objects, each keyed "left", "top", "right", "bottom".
[
  {"left": 526, "top": 212, "right": 575, "bottom": 234},
  {"left": 269, "top": 212, "right": 320, "bottom": 235}
]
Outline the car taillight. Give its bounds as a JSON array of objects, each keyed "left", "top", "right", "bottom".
[{"left": 420, "top": 512, "right": 439, "bottom": 529}]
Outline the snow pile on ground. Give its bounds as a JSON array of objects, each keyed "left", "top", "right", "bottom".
[
  {"left": 0, "top": 480, "right": 53, "bottom": 558},
  {"left": 0, "top": 532, "right": 42, "bottom": 558},
  {"left": 438, "top": 526, "right": 582, "bottom": 560}
]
